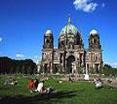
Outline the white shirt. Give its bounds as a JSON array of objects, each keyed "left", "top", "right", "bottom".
[{"left": 36, "top": 82, "right": 44, "bottom": 92}]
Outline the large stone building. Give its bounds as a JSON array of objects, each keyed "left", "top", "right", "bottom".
[{"left": 41, "top": 17, "right": 103, "bottom": 74}]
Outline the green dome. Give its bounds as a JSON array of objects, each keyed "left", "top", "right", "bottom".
[
  {"left": 60, "top": 24, "right": 78, "bottom": 35},
  {"left": 59, "top": 17, "right": 78, "bottom": 36}
]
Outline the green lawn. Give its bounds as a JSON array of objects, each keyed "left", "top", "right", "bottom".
[{"left": 0, "top": 74, "right": 117, "bottom": 104}]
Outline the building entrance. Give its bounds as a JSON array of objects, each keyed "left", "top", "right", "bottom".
[{"left": 67, "top": 55, "right": 75, "bottom": 73}]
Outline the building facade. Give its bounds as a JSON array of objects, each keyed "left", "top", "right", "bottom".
[{"left": 41, "top": 17, "right": 103, "bottom": 74}]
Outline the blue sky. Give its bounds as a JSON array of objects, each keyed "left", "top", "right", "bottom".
[{"left": 0, "top": 0, "right": 117, "bottom": 67}]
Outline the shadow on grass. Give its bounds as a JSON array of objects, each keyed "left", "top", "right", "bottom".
[{"left": 0, "top": 90, "right": 77, "bottom": 104}]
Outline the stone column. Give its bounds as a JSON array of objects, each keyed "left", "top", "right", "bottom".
[
  {"left": 50, "top": 62, "right": 53, "bottom": 74},
  {"left": 98, "top": 64, "right": 100, "bottom": 72},
  {"left": 62, "top": 54, "right": 65, "bottom": 72},
  {"left": 86, "top": 64, "right": 88, "bottom": 74},
  {"left": 81, "top": 53, "right": 84, "bottom": 66}
]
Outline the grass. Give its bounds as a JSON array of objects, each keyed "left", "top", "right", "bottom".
[{"left": 0, "top": 74, "right": 117, "bottom": 104}]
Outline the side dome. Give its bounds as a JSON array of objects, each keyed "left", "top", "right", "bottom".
[
  {"left": 45, "top": 29, "right": 53, "bottom": 36},
  {"left": 90, "top": 29, "right": 98, "bottom": 35}
]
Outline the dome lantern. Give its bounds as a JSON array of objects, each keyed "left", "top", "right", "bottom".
[{"left": 68, "top": 16, "right": 71, "bottom": 24}]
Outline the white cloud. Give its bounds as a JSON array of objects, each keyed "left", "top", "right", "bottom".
[
  {"left": 102, "top": 3, "right": 105, "bottom": 8},
  {"left": 73, "top": 0, "right": 98, "bottom": 13},
  {"left": 16, "top": 53, "right": 24, "bottom": 59},
  {"left": 34, "top": 55, "right": 39, "bottom": 59},
  {"left": 32, "top": 55, "right": 41, "bottom": 64},
  {"left": 112, "top": 63, "right": 117, "bottom": 68},
  {"left": 0, "top": 37, "right": 2, "bottom": 42}
]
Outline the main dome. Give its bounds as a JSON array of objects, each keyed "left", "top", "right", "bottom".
[{"left": 59, "top": 17, "right": 78, "bottom": 36}]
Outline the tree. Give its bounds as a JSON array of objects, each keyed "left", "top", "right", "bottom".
[
  {"left": 103, "top": 64, "right": 117, "bottom": 77},
  {"left": 0, "top": 57, "right": 37, "bottom": 74}
]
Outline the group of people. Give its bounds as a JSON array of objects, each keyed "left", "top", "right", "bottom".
[
  {"left": 28, "top": 79, "right": 53, "bottom": 94},
  {"left": 28, "top": 76, "right": 103, "bottom": 95}
]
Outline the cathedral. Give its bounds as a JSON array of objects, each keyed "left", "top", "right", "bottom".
[{"left": 41, "top": 17, "right": 103, "bottom": 74}]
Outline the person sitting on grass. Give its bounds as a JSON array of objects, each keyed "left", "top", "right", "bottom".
[
  {"left": 28, "top": 79, "right": 35, "bottom": 93},
  {"left": 35, "top": 80, "right": 47, "bottom": 94},
  {"left": 10, "top": 78, "right": 18, "bottom": 86},
  {"left": 68, "top": 75, "right": 73, "bottom": 82},
  {"left": 34, "top": 79, "right": 39, "bottom": 89},
  {"left": 35, "top": 80, "right": 55, "bottom": 94},
  {"left": 93, "top": 78, "right": 103, "bottom": 88}
]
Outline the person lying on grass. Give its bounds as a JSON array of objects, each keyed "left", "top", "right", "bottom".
[{"left": 4, "top": 78, "right": 17, "bottom": 86}]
